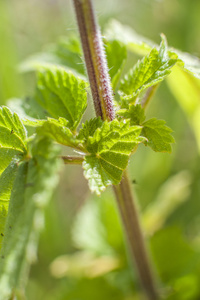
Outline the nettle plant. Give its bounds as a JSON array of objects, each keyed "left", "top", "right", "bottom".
[{"left": 1, "top": 1, "right": 200, "bottom": 299}]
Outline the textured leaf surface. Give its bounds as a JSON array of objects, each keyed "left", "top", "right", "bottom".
[
  {"left": 36, "top": 66, "right": 88, "bottom": 130},
  {"left": 82, "top": 119, "right": 145, "bottom": 194},
  {"left": 117, "top": 104, "right": 145, "bottom": 125},
  {"left": 106, "top": 20, "right": 200, "bottom": 80},
  {"left": 142, "top": 118, "right": 175, "bottom": 153},
  {"left": 0, "top": 106, "right": 27, "bottom": 175},
  {"left": 119, "top": 37, "right": 177, "bottom": 102},
  {"left": 105, "top": 39, "right": 127, "bottom": 89},
  {"left": 37, "top": 117, "right": 82, "bottom": 149},
  {"left": 78, "top": 117, "right": 103, "bottom": 141},
  {"left": 0, "top": 139, "right": 60, "bottom": 300}
]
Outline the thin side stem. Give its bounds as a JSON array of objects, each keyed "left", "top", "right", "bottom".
[
  {"left": 113, "top": 171, "right": 158, "bottom": 300},
  {"left": 61, "top": 156, "right": 84, "bottom": 165},
  {"left": 73, "top": 1, "right": 158, "bottom": 299}
]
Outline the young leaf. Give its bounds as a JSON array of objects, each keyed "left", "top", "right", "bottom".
[
  {"left": 117, "top": 104, "right": 146, "bottom": 126},
  {"left": 36, "top": 66, "right": 88, "bottom": 130},
  {"left": 78, "top": 117, "right": 103, "bottom": 141},
  {"left": 119, "top": 37, "right": 177, "bottom": 102},
  {"left": 106, "top": 20, "right": 200, "bottom": 81},
  {"left": 105, "top": 39, "right": 127, "bottom": 89},
  {"left": 82, "top": 119, "right": 145, "bottom": 195},
  {"left": 142, "top": 118, "right": 175, "bottom": 153},
  {"left": 0, "top": 162, "right": 18, "bottom": 249},
  {"left": 0, "top": 106, "right": 27, "bottom": 175},
  {"left": 0, "top": 138, "right": 60, "bottom": 299},
  {"left": 37, "top": 117, "right": 83, "bottom": 149}
]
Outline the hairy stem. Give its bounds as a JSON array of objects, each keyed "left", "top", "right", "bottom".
[
  {"left": 73, "top": 0, "right": 115, "bottom": 121},
  {"left": 73, "top": 0, "right": 158, "bottom": 299}
]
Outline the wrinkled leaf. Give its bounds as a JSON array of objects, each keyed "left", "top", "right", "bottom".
[
  {"left": 0, "top": 106, "right": 27, "bottom": 174},
  {"left": 82, "top": 119, "right": 145, "bottom": 194},
  {"left": 142, "top": 118, "right": 175, "bottom": 153},
  {"left": 36, "top": 66, "right": 88, "bottom": 130},
  {"left": 37, "top": 117, "right": 83, "bottom": 149},
  {"left": 117, "top": 104, "right": 145, "bottom": 126},
  {"left": 119, "top": 37, "right": 177, "bottom": 103}
]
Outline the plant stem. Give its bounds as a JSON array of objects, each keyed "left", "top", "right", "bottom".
[
  {"left": 73, "top": 0, "right": 115, "bottom": 121},
  {"left": 61, "top": 155, "right": 84, "bottom": 165},
  {"left": 113, "top": 171, "right": 158, "bottom": 300},
  {"left": 73, "top": 0, "right": 158, "bottom": 299}
]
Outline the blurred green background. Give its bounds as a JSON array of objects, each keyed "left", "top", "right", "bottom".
[{"left": 1, "top": 0, "right": 200, "bottom": 299}]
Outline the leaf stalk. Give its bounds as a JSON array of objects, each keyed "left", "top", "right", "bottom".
[{"left": 61, "top": 155, "right": 84, "bottom": 164}]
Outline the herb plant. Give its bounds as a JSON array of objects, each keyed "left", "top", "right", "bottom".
[{"left": 1, "top": 1, "right": 200, "bottom": 300}]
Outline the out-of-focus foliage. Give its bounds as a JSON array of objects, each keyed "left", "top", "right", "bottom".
[{"left": 1, "top": 0, "right": 200, "bottom": 300}]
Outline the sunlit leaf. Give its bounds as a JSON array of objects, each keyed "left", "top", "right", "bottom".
[
  {"left": 0, "top": 106, "right": 27, "bottom": 175},
  {"left": 119, "top": 36, "right": 177, "bottom": 103},
  {"left": 82, "top": 119, "right": 145, "bottom": 194},
  {"left": 142, "top": 118, "right": 175, "bottom": 153},
  {"left": 36, "top": 66, "right": 88, "bottom": 130}
]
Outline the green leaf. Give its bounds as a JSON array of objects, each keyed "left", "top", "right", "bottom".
[
  {"left": 0, "top": 162, "right": 18, "bottom": 249},
  {"left": 0, "top": 106, "right": 27, "bottom": 175},
  {"left": 0, "top": 138, "right": 60, "bottom": 299},
  {"left": 119, "top": 37, "right": 177, "bottom": 102},
  {"left": 117, "top": 104, "right": 145, "bottom": 125},
  {"left": 83, "top": 120, "right": 145, "bottom": 194},
  {"left": 105, "top": 39, "right": 127, "bottom": 89},
  {"left": 142, "top": 118, "right": 175, "bottom": 153},
  {"left": 78, "top": 117, "right": 103, "bottom": 141},
  {"left": 37, "top": 117, "right": 83, "bottom": 149},
  {"left": 106, "top": 20, "right": 200, "bottom": 81},
  {"left": 36, "top": 66, "right": 88, "bottom": 130}
]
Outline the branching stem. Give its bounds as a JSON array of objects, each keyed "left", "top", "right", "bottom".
[{"left": 73, "top": 0, "right": 158, "bottom": 299}]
